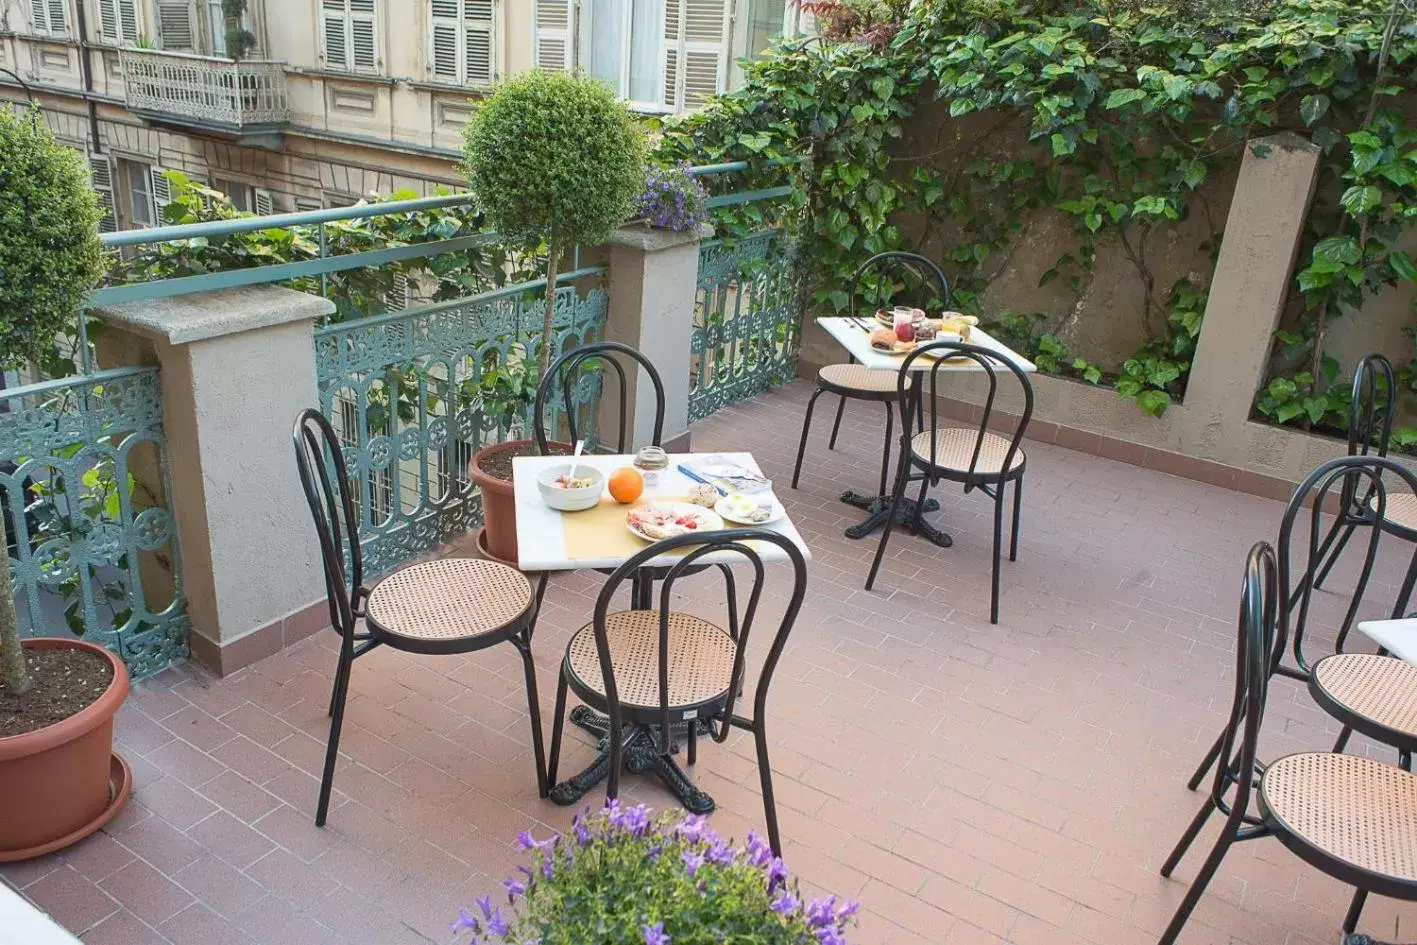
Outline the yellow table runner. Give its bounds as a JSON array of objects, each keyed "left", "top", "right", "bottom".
[{"left": 561, "top": 495, "right": 756, "bottom": 563}]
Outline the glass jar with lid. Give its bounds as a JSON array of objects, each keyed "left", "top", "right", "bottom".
[{"left": 633, "top": 445, "right": 669, "bottom": 488}]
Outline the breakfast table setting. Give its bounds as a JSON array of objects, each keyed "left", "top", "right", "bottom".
[
  {"left": 817, "top": 306, "right": 1037, "bottom": 546},
  {"left": 512, "top": 446, "right": 811, "bottom": 810}
]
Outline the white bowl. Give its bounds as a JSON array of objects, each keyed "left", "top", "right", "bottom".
[{"left": 537, "top": 464, "right": 605, "bottom": 512}]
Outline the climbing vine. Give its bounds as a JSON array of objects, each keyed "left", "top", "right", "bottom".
[{"left": 655, "top": 0, "right": 1417, "bottom": 423}]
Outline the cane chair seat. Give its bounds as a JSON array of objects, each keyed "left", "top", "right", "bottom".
[
  {"left": 1259, "top": 752, "right": 1417, "bottom": 887},
  {"left": 366, "top": 558, "right": 533, "bottom": 644},
  {"left": 565, "top": 611, "right": 736, "bottom": 711},
  {"left": 1312, "top": 653, "right": 1417, "bottom": 750},
  {"left": 1370, "top": 492, "right": 1417, "bottom": 532},
  {"left": 911, "top": 427, "right": 1025, "bottom": 476},
  {"left": 819, "top": 363, "right": 911, "bottom": 395}
]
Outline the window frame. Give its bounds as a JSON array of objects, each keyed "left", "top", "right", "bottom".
[
  {"left": 427, "top": 0, "right": 497, "bottom": 87},
  {"left": 97, "top": 0, "right": 143, "bottom": 45},
  {"left": 28, "top": 0, "right": 70, "bottom": 36},
  {"left": 116, "top": 156, "right": 156, "bottom": 230}
]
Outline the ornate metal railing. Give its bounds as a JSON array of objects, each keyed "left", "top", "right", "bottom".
[
  {"left": 689, "top": 229, "right": 801, "bottom": 421},
  {"left": 314, "top": 271, "right": 609, "bottom": 575},
  {"left": 119, "top": 49, "right": 289, "bottom": 129},
  {"left": 1, "top": 367, "right": 188, "bottom": 677}
]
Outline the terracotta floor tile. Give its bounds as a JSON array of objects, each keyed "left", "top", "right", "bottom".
[
  {"left": 24, "top": 865, "right": 121, "bottom": 934},
  {"left": 38, "top": 381, "right": 1417, "bottom": 945}
]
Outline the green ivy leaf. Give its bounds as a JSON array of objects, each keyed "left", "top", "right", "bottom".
[
  {"left": 871, "top": 76, "right": 897, "bottom": 101},
  {"left": 1302, "top": 397, "right": 1327, "bottom": 425},
  {"left": 1182, "top": 162, "right": 1207, "bottom": 189},
  {"left": 1104, "top": 88, "right": 1148, "bottom": 109},
  {"left": 1051, "top": 133, "right": 1076, "bottom": 157},
  {"left": 1339, "top": 185, "right": 1383, "bottom": 216},
  {"left": 1299, "top": 94, "right": 1330, "bottom": 127},
  {"left": 1267, "top": 377, "right": 1298, "bottom": 400},
  {"left": 1391, "top": 251, "right": 1417, "bottom": 284},
  {"left": 1312, "top": 235, "right": 1361, "bottom": 266},
  {"left": 1275, "top": 403, "right": 1305, "bottom": 423},
  {"left": 1136, "top": 389, "right": 1171, "bottom": 416}
]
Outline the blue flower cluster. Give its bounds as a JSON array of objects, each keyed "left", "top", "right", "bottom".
[
  {"left": 453, "top": 801, "right": 859, "bottom": 945},
  {"left": 633, "top": 163, "right": 709, "bottom": 232}
]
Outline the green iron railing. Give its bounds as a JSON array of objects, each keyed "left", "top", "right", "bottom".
[
  {"left": 1, "top": 366, "right": 188, "bottom": 677},
  {"left": 314, "top": 268, "right": 609, "bottom": 574}
]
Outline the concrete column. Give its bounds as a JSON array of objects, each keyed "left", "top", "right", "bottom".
[
  {"left": 96, "top": 286, "right": 335, "bottom": 674},
  {"left": 1186, "top": 133, "right": 1322, "bottom": 438},
  {"left": 600, "top": 224, "right": 709, "bottom": 451}
]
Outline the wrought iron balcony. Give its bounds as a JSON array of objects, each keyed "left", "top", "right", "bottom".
[{"left": 118, "top": 49, "right": 289, "bottom": 136}]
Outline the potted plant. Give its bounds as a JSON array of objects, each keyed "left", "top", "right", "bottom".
[
  {"left": 0, "top": 105, "right": 130, "bottom": 861},
  {"left": 633, "top": 162, "right": 710, "bottom": 232},
  {"left": 456, "top": 803, "right": 860, "bottom": 944},
  {"left": 461, "top": 70, "right": 645, "bottom": 564},
  {"left": 463, "top": 358, "right": 541, "bottom": 565}
]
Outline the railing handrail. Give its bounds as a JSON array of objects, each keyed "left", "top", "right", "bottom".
[
  {"left": 0, "top": 365, "right": 157, "bottom": 403},
  {"left": 99, "top": 157, "right": 803, "bottom": 250},
  {"left": 118, "top": 47, "right": 285, "bottom": 67}
]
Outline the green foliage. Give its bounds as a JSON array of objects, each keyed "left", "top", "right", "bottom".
[
  {"left": 656, "top": 0, "right": 1416, "bottom": 423},
  {"left": 460, "top": 805, "right": 858, "bottom": 945},
  {"left": 462, "top": 71, "right": 646, "bottom": 251},
  {"left": 110, "top": 172, "right": 535, "bottom": 324},
  {"left": 0, "top": 106, "right": 105, "bottom": 371}
]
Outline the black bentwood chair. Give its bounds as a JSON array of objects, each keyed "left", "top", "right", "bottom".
[
  {"left": 1158, "top": 541, "right": 1417, "bottom": 945},
  {"left": 1185, "top": 455, "right": 1417, "bottom": 796},
  {"left": 293, "top": 409, "right": 548, "bottom": 826},
  {"left": 791, "top": 252, "right": 950, "bottom": 495},
  {"left": 534, "top": 340, "right": 739, "bottom": 618},
  {"left": 1307, "top": 355, "right": 1417, "bottom": 622},
  {"left": 546, "top": 529, "right": 808, "bottom": 856},
  {"left": 866, "top": 341, "right": 1033, "bottom": 624}
]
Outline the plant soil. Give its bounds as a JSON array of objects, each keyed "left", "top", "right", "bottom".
[
  {"left": 0, "top": 647, "right": 113, "bottom": 738},
  {"left": 480, "top": 442, "right": 570, "bottom": 483}
]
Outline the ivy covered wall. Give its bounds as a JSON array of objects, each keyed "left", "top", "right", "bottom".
[{"left": 655, "top": 0, "right": 1417, "bottom": 438}]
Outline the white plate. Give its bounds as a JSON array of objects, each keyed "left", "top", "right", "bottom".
[
  {"left": 714, "top": 495, "right": 786, "bottom": 526},
  {"left": 626, "top": 502, "right": 725, "bottom": 542}
]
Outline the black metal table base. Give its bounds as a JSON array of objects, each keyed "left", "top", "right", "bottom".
[
  {"left": 547, "top": 706, "right": 715, "bottom": 813},
  {"left": 841, "top": 490, "right": 952, "bottom": 547}
]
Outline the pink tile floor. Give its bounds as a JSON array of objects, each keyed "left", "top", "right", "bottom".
[{"left": 5, "top": 378, "right": 1417, "bottom": 945}]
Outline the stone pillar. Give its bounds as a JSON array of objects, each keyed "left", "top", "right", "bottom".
[
  {"left": 1185, "top": 133, "right": 1322, "bottom": 442},
  {"left": 95, "top": 286, "right": 335, "bottom": 675},
  {"left": 600, "top": 224, "right": 709, "bottom": 452}
]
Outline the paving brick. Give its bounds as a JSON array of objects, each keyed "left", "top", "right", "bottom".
[{"left": 52, "top": 380, "right": 1417, "bottom": 945}]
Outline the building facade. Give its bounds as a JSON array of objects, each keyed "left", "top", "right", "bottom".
[{"left": 0, "top": 0, "right": 805, "bottom": 229}]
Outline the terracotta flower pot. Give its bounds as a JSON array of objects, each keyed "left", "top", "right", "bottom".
[
  {"left": 470, "top": 439, "right": 572, "bottom": 567},
  {"left": 0, "top": 638, "right": 132, "bottom": 862}
]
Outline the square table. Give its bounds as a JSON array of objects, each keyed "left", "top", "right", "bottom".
[
  {"left": 817, "top": 318, "right": 1037, "bottom": 546},
  {"left": 512, "top": 450, "right": 811, "bottom": 812}
]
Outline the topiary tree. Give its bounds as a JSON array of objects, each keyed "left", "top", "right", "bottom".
[
  {"left": 462, "top": 70, "right": 645, "bottom": 378},
  {"left": 0, "top": 106, "right": 106, "bottom": 696}
]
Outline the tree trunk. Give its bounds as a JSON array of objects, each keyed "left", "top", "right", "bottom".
[
  {"left": 539, "top": 242, "right": 561, "bottom": 379},
  {"left": 0, "top": 510, "right": 30, "bottom": 696}
]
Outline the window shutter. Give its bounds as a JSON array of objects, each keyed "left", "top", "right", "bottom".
[
  {"left": 149, "top": 167, "right": 173, "bottom": 223},
  {"left": 89, "top": 156, "right": 117, "bottom": 233},
  {"left": 156, "top": 0, "right": 195, "bottom": 50},
  {"left": 465, "top": 0, "right": 494, "bottom": 84},
  {"left": 321, "top": 0, "right": 349, "bottom": 68},
  {"left": 663, "top": 0, "right": 728, "bottom": 111},
  {"left": 429, "top": 0, "right": 459, "bottom": 80},
  {"left": 385, "top": 274, "right": 411, "bottom": 311},
  {"left": 47, "top": 0, "right": 67, "bottom": 33},
  {"left": 533, "top": 0, "right": 572, "bottom": 72},
  {"left": 118, "top": 0, "right": 140, "bottom": 42},
  {"left": 254, "top": 188, "right": 274, "bottom": 215},
  {"left": 349, "top": 0, "right": 377, "bottom": 69},
  {"left": 98, "top": 0, "right": 119, "bottom": 40}
]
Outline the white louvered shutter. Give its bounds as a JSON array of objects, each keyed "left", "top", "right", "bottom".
[
  {"left": 431, "top": 0, "right": 494, "bottom": 84},
  {"left": 663, "top": 0, "right": 728, "bottom": 111},
  {"left": 385, "top": 274, "right": 411, "bottom": 311},
  {"left": 350, "top": 0, "right": 377, "bottom": 69},
  {"left": 156, "top": 0, "right": 195, "bottom": 50},
  {"left": 119, "top": 0, "right": 139, "bottom": 41},
  {"left": 98, "top": 0, "right": 118, "bottom": 40},
  {"left": 533, "top": 0, "right": 573, "bottom": 72},
  {"left": 30, "top": 0, "right": 68, "bottom": 34},
  {"left": 89, "top": 156, "right": 117, "bottom": 233},
  {"left": 149, "top": 167, "right": 173, "bottom": 223},
  {"left": 254, "top": 188, "right": 274, "bottom": 215},
  {"left": 99, "top": 0, "right": 140, "bottom": 42}
]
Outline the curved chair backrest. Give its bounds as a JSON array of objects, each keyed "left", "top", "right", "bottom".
[
  {"left": 1336, "top": 354, "right": 1396, "bottom": 516},
  {"left": 591, "top": 529, "right": 809, "bottom": 750},
  {"left": 533, "top": 341, "right": 666, "bottom": 455},
  {"left": 849, "top": 252, "right": 951, "bottom": 319},
  {"left": 1278, "top": 454, "right": 1417, "bottom": 672},
  {"left": 898, "top": 340, "right": 1034, "bottom": 486},
  {"left": 292, "top": 408, "right": 363, "bottom": 639},
  {"left": 1205, "top": 541, "right": 1278, "bottom": 816}
]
